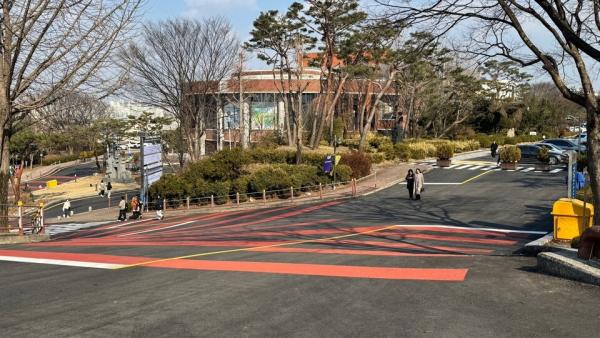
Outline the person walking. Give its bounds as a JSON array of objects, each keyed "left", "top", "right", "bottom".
[
  {"left": 118, "top": 196, "right": 127, "bottom": 221},
  {"left": 130, "top": 196, "right": 140, "bottom": 220},
  {"left": 106, "top": 181, "right": 112, "bottom": 199},
  {"left": 155, "top": 195, "right": 164, "bottom": 220},
  {"left": 414, "top": 168, "right": 425, "bottom": 200},
  {"left": 62, "top": 199, "right": 71, "bottom": 218},
  {"left": 490, "top": 141, "right": 498, "bottom": 158},
  {"left": 405, "top": 169, "right": 415, "bottom": 200},
  {"left": 98, "top": 180, "right": 106, "bottom": 197}
]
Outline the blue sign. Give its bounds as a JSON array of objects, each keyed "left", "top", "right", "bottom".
[
  {"left": 323, "top": 155, "right": 333, "bottom": 174},
  {"left": 570, "top": 162, "right": 577, "bottom": 198}
]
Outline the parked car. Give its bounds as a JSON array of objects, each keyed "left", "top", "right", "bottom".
[
  {"left": 541, "top": 138, "right": 586, "bottom": 153},
  {"left": 517, "top": 144, "right": 567, "bottom": 165},
  {"left": 573, "top": 133, "right": 587, "bottom": 145},
  {"left": 536, "top": 143, "right": 566, "bottom": 155}
]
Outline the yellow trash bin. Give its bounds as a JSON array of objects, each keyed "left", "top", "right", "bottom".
[
  {"left": 552, "top": 198, "right": 594, "bottom": 241},
  {"left": 46, "top": 179, "right": 58, "bottom": 189}
]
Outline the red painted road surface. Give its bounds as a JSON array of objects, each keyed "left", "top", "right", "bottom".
[{"left": 4, "top": 200, "right": 545, "bottom": 281}]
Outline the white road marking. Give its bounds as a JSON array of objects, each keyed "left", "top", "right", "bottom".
[
  {"left": 45, "top": 221, "right": 111, "bottom": 236},
  {"left": 521, "top": 167, "right": 535, "bottom": 172},
  {"left": 481, "top": 166, "right": 497, "bottom": 170},
  {"left": 425, "top": 183, "right": 462, "bottom": 185},
  {"left": 468, "top": 166, "right": 484, "bottom": 170},
  {"left": 118, "top": 220, "right": 197, "bottom": 237},
  {"left": 550, "top": 168, "right": 564, "bottom": 174},
  {"left": 0, "top": 256, "right": 124, "bottom": 269},
  {"left": 455, "top": 165, "right": 473, "bottom": 170},
  {"left": 443, "top": 164, "right": 460, "bottom": 169}
]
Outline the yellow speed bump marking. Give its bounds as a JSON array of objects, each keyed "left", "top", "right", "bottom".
[{"left": 115, "top": 224, "right": 401, "bottom": 270}]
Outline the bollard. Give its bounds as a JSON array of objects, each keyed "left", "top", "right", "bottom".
[
  {"left": 374, "top": 171, "right": 377, "bottom": 188},
  {"left": 290, "top": 186, "right": 294, "bottom": 203},
  {"left": 74, "top": 174, "right": 77, "bottom": 182},
  {"left": 210, "top": 195, "right": 214, "bottom": 208},
  {"left": 95, "top": 183, "right": 98, "bottom": 192},
  {"left": 236, "top": 192, "right": 240, "bottom": 206},
  {"left": 39, "top": 203, "right": 45, "bottom": 234},
  {"left": 352, "top": 179, "right": 356, "bottom": 197},
  {"left": 263, "top": 189, "right": 267, "bottom": 205},
  {"left": 108, "top": 196, "right": 111, "bottom": 208},
  {"left": 88, "top": 206, "right": 93, "bottom": 213},
  {"left": 17, "top": 201, "right": 23, "bottom": 235},
  {"left": 163, "top": 198, "right": 167, "bottom": 211},
  {"left": 186, "top": 197, "right": 190, "bottom": 210},
  {"left": 319, "top": 183, "right": 323, "bottom": 199},
  {"left": 70, "top": 210, "right": 74, "bottom": 217}
]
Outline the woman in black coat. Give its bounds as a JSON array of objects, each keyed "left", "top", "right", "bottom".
[{"left": 405, "top": 169, "right": 415, "bottom": 200}]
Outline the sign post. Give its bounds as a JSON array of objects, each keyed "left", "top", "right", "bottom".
[
  {"left": 140, "top": 135, "right": 163, "bottom": 208},
  {"left": 567, "top": 151, "right": 577, "bottom": 198}
]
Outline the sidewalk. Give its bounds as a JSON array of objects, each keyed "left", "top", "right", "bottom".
[{"left": 46, "top": 161, "right": 432, "bottom": 225}]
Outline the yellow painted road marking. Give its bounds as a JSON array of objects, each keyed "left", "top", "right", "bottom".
[
  {"left": 460, "top": 171, "right": 492, "bottom": 184},
  {"left": 115, "top": 224, "right": 401, "bottom": 270}
]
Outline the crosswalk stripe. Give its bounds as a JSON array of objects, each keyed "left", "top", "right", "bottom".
[
  {"left": 468, "top": 166, "right": 484, "bottom": 170},
  {"left": 516, "top": 167, "right": 524, "bottom": 171},
  {"left": 481, "top": 166, "right": 497, "bottom": 170},
  {"left": 455, "top": 165, "right": 473, "bottom": 170},
  {"left": 549, "top": 168, "right": 564, "bottom": 174},
  {"left": 444, "top": 164, "right": 460, "bottom": 169},
  {"left": 521, "top": 167, "right": 535, "bottom": 172}
]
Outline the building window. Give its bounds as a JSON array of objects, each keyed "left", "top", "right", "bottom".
[
  {"left": 250, "top": 94, "right": 276, "bottom": 130},
  {"left": 223, "top": 103, "right": 240, "bottom": 129}
]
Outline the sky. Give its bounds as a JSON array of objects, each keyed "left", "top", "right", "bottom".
[
  {"left": 144, "top": 0, "right": 293, "bottom": 41},
  {"left": 142, "top": 0, "right": 598, "bottom": 88}
]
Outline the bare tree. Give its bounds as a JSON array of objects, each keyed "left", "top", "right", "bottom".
[
  {"left": 35, "top": 92, "right": 109, "bottom": 133},
  {"left": 121, "top": 17, "right": 239, "bottom": 163},
  {"left": 376, "top": 0, "right": 600, "bottom": 221},
  {"left": 0, "top": 0, "right": 141, "bottom": 230}
]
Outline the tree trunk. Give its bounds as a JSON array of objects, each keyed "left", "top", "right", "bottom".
[
  {"left": 0, "top": 130, "right": 10, "bottom": 231},
  {"left": 587, "top": 108, "right": 600, "bottom": 225},
  {"left": 312, "top": 74, "right": 348, "bottom": 149}
]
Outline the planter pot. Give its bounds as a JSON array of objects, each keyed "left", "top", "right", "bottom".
[
  {"left": 535, "top": 163, "right": 551, "bottom": 172},
  {"left": 500, "top": 162, "right": 518, "bottom": 170},
  {"left": 436, "top": 159, "right": 452, "bottom": 167}
]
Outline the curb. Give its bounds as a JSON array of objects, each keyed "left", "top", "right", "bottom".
[
  {"left": 0, "top": 233, "right": 50, "bottom": 245},
  {"left": 521, "top": 232, "right": 554, "bottom": 255},
  {"left": 537, "top": 251, "right": 600, "bottom": 286}
]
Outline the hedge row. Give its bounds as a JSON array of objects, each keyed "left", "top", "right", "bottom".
[{"left": 148, "top": 148, "right": 367, "bottom": 204}]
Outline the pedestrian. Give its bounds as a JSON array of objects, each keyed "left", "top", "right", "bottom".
[
  {"left": 118, "top": 196, "right": 127, "bottom": 221},
  {"left": 130, "top": 196, "right": 140, "bottom": 220},
  {"left": 490, "top": 141, "right": 498, "bottom": 158},
  {"left": 405, "top": 169, "right": 415, "bottom": 200},
  {"left": 98, "top": 180, "right": 106, "bottom": 197},
  {"left": 155, "top": 195, "right": 164, "bottom": 220},
  {"left": 496, "top": 146, "right": 502, "bottom": 165},
  {"left": 106, "top": 181, "right": 112, "bottom": 199},
  {"left": 575, "top": 170, "right": 586, "bottom": 192},
  {"left": 414, "top": 168, "right": 425, "bottom": 200},
  {"left": 62, "top": 199, "right": 71, "bottom": 218}
]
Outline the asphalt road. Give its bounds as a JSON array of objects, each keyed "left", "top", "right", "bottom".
[
  {"left": 44, "top": 189, "right": 139, "bottom": 219},
  {"left": 1, "top": 163, "right": 599, "bottom": 337}
]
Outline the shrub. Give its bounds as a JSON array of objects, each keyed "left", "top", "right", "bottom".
[
  {"left": 232, "top": 176, "right": 250, "bottom": 202},
  {"left": 368, "top": 135, "right": 393, "bottom": 149},
  {"left": 436, "top": 143, "right": 454, "bottom": 160},
  {"left": 394, "top": 143, "right": 411, "bottom": 162},
  {"left": 334, "top": 164, "right": 353, "bottom": 182},
  {"left": 341, "top": 151, "right": 372, "bottom": 178},
  {"left": 149, "top": 174, "right": 189, "bottom": 205},
  {"left": 249, "top": 166, "right": 293, "bottom": 198},
  {"left": 503, "top": 137, "right": 517, "bottom": 145},
  {"left": 378, "top": 143, "right": 395, "bottom": 160},
  {"left": 499, "top": 145, "right": 521, "bottom": 163},
  {"left": 42, "top": 153, "right": 79, "bottom": 165},
  {"left": 370, "top": 153, "right": 385, "bottom": 164},
  {"left": 255, "top": 130, "right": 285, "bottom": 148},
  {"left": 537, "top": 147, "right": 550, "bottom": 164}
]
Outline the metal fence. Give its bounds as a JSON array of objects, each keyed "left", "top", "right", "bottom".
[
  {"left": 0, "top": 203, "right": 45, "bottom": 235},
  {"left": 142, "top": 173, "right": 379, "bottom": 213}
]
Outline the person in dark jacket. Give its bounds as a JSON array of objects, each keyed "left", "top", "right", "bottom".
[
  {"left": 405, "top": 169, "right": 415, "bottom": 200},
  {"left": 155, "top": 195, "right": 164, "bottom": 220},
  {"left": 490, "top": 141, "right": 498, "bottom": 158}
]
